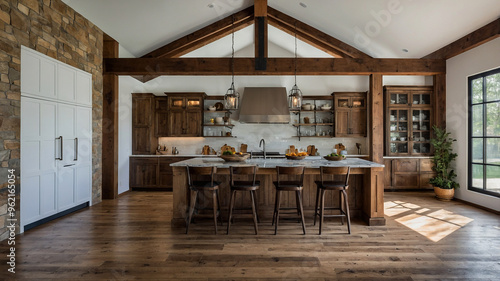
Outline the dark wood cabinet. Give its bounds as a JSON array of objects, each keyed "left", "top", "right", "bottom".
[
  {"left": 155, "top": 97, "right": 169, "bottom": 137},
  {"left": 132, "top": 93, "right": 157, "bottom": 155},
  {"left": 384, "top": 158, "right": 435, "bottom": 190},
  {"left": 333, "top": 92, "right": 367, "bottom": 137},
  {"left": 166, "top": 92, "right": 205, "bottom": 137},
  {"left": 384, "top": 86, "right": 434, "bottom": 156},
  {"left": 130, "top": 156, "right": 192, "bottom": 190},
  {"left": 130, "top": 158, "right": 159, "bottom": 188}
]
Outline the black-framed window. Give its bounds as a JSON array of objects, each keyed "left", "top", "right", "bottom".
[{"left": 468, "top": 67, "right": 500, "bottom": 198}]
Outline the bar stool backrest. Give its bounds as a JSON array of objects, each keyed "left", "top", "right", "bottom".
[
  {"left": 276, "top": 166, "right": 305, "bottom": 186},
  {"left": 187, "top": 166, "right": 217, "bottom": 187},
  {"left": 230, "top": 165, "right": 258, "bottom": 186},
  {"left": 320, "top": 166, "right": 350, "bottom": 186}
]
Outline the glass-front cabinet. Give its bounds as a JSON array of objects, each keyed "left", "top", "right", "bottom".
[{"left": 384, "top": 86, "right": 434, "bottom": 156}]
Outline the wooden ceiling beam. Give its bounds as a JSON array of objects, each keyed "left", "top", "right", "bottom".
[
  {"left": 142, "top": 6, "right": 254, "bottom": 59},
  {"left": 267, "top": 6, "right": 372, "bottom": 59},
  {"left": 254, "top": 0, "right": 268, "bottom": 70},
  {"left": 422, "top": 18, "right": 500, "bottom": 59},
  {"left": 104, "top": 57, "right": 445, "bottom": 75}
]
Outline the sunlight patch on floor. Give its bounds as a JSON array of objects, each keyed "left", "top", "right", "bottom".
[{"left": 385, "top": 201, "right": 474, "bottom": 242}]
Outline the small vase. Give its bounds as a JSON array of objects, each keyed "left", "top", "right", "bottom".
[{"left": 434, "top": 186, "right": 455, "bottom": 201}]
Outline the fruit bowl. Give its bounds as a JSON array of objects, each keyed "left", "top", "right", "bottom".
[
  {"left": 286, "top": 155, "right": 306, "bottom": 160},
  {"left": 324, "top": 155, "right": 345, "bottom": 161},
  {"left": 219, "top": 153, "right": 250, "bottom": 162}
]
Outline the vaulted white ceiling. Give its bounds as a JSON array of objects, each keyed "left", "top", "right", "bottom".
[{"left": 62, "top": 0, "right": 500, "bottom": 59}]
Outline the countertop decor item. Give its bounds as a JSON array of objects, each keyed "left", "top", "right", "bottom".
[
  {"left": 220, "top": 153, "right": 250, "bottom": 162},
  {"left": 214, "top": 102, "right": 224, "bottom": 111},
  {"left": 324, "top": 155, "right": 345, "bottom": 161},
  {"left": 286, "top": 155, "right": 306, "bottom": 160}
]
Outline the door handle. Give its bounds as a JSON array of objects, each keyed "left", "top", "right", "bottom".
[
  {"left": 63, "top": 164, "right": 75, "bottom": 167},
  {"left": 74, "top": 138, "right": 78, "bottom": 161},
  {"left": 55, "top": 136, "right": 63, "bottom": 160}
]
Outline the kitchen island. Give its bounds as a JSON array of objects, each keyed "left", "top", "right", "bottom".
[{"left": 170, "top": 157, "right": 385, "bottom": 227}]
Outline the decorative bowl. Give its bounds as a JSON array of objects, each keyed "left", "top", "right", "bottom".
[
  {"left": 214, "top": 117, "right": 224, "bottom": 124},
  {"left": 220, "top": 153, "right": 250, "bottom": 162},
  {"left": 208, "top": 106, "right": 216, "bottom": 111},
  {"left": 324, "top": 155, "right": 345, "bottom": 161},
  {"left": 286, "top": 155, "right": 306, "bottom": 160},
  {"left": 302, "top": 104, "right": 312, "bottom": 111}
]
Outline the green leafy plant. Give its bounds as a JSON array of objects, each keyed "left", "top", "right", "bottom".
[{"left": 429, "top": 126, "right": 459, "bottom": 189}]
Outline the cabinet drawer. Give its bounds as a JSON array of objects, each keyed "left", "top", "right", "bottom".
[
  {"left": 393, "top": 174, "right": 419, "bottom": 188},
  {"left": 394, "top": 159, "right": 419, "bottom": 173},
  {"left": 420, "top": 158, "right": 434, "bottom": 172}
]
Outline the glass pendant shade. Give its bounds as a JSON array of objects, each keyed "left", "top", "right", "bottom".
[
  {"left": 224, "top": 82, "right": 239, "bottom": 110},
  {"left": 288, "top": 84, "right": 302, "bottom": 109}
]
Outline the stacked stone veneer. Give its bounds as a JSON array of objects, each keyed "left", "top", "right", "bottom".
[{"left": 0, "top": 0, "right": 103, "bottom": 240}]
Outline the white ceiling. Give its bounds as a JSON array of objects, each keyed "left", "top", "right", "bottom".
[{"left": 62, "top": 0, "right": 500, "bottom": 58}]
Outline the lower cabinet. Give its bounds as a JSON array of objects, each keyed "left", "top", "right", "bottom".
[
  {"left": 384, "top": 158, "right": 435, "bottom": 190},
  {"left": 130, "top": 157, "right": 191, "bottom": 190}
]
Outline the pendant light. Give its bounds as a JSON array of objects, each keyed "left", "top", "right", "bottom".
[
  {"left": 224, "top": 15, "right": 239, "bottom": 110},
  {"left": 288, "top": 22, "right": 302, "bottom": 109}
]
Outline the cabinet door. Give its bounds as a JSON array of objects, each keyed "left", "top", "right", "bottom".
[
  {"left": 335, "top": 110, "right": 349, "bottom": 136},
  {"left": 130, "top": 159, "right": 158, "bottom": 188},
  {"left": 169, "top": 96, "right": 185, "bottom": 109},
  {"left": 75, "top": 107, "right": 92, "bottom": 204},
  {"left": 155, "top": 111, "right": 169, "bottom": 137},
  {"left": 350, "top": 109, "right": 367, "bottom": 136},
  {"left": 410, "top": 108, "right": 432, "bottom": 154},
  {"left": 168, "top": 110, "right": 184, "bottom": 136},
  {"left": 21, "top": 47, "right": 57, "bottom": 100},
  {"left": 351, "top": 96, "right": 366, "bottom": 109},
  {"left": 57, "top": 104, "right": 77, "bottom": 164},
  {"left": 76, "top": 71, "right": 92, "bottom": 106},
  {"left": 185, "top": 111, "right": 202, "bottom": 136},
  {"left": 21, "top": 98, "right": 58, "bottom": 226},
  {"left": 132, "top": 96, "right": 153, "bottom": 127},
  {"left": 388, "top": 109, "right": 410, "bottom": 155},
  {"left": 186, "top": 96, "right": 202, "bottom": 109},
  {"left": 57, "top": 64, "right": 76, "bottom": 103},
  {"left": 132, "top": 127, "right": 152, "bottom": 155}
]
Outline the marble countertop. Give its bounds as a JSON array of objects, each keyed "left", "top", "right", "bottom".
[
  {"left": 131, "top": 154, "right": 370, "bottom": 158},
  {"left": 170, "top": 157, "right": 384, "bottom": 168}
]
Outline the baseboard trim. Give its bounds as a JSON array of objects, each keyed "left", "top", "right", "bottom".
[
  {"left": 24, "top": 202, "right": 89, "bottom": 231},
  {"left": 454, "top": 198, "right": 500, "bottom": 215}
]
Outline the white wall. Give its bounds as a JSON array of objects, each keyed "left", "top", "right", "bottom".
[
  {"left": 446, "top": 37, "right": 500, "bottom": 212},
  {"left": 118, "top": 76, "right": 145, "bottom": 194}
]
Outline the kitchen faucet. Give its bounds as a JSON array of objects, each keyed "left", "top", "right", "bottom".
[{"left": 259, "top": 138, "right": 266, "bottom": 159}]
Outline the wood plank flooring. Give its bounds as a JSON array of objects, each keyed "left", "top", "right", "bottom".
[{"left": 1, "top": 191, "right": 499, "bottom": 280}]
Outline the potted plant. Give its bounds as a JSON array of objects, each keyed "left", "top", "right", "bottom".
[{"left": 429, "top": 126, "right": 459, "bottom": 201}]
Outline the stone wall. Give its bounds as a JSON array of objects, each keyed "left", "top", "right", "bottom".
[{"left": 0, "top": 0, "right": 103, "bottom": 239}]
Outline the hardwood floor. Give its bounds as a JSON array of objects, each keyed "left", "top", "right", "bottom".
[{"left": 1, "top": 191, "right": 499, "bottom": 280}]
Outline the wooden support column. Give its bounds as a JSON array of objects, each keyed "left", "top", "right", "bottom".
[
  {"left": 434, "top": 74, "right": 446, "bottom": 129},
  {"left": 369, "top": 74, "right": 384, "bottom": 164},
  {"left": 102, "top": 34, "right": 119, "bottom": 199},
  {"left": 254, "top": 0, "right": 268, "bottom": 70}
]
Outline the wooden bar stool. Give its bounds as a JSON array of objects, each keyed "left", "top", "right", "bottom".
[
  {"left": 186, "top": 166, "right": 222, "bottom": 234},
  {"left": 227, "top": 165, "right": 260, "bottom": 235},
  {"left": 272, "top": 166, "right": 306, "bottom": 235},
  {"left": 314, "top": 166, "right": 351, "bottom": 234}
]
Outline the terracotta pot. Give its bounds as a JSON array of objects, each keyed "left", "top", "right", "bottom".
[{"left": 434, "top": 186, "right": 455, "bottom": 201}]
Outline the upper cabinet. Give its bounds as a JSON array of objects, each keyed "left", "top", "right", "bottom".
[
  {"left": 21, "top": 46, "right": 92, "bottom": 107},
  {"left": 132, "top": 93, "right": 157, "bottom": 155},
  {"left": 333, "top": 92, "right": 367, "bottom": 137},
  {"left": 155, "top": 97, "right": 169, "bottom": 137},
  {"left": 166, "top": 92, "right": 205, "bottom": 137},
  {"left": 384, "top": 86, "right": 434, "bottom": 156}
]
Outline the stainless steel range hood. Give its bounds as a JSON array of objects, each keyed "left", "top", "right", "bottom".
[{"left": 238, "top": 87, "right": 290, "bottom": 124}]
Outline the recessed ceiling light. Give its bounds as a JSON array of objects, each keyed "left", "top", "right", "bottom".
[
  {"left": 402, "top": 49, "right": 409, "bottom": 53},
  {"left": 299, "top": 2, "right": 307, "bottom": 8},
  {"left": 208, "top": 3, "right": 214, "bottom": 8}
]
